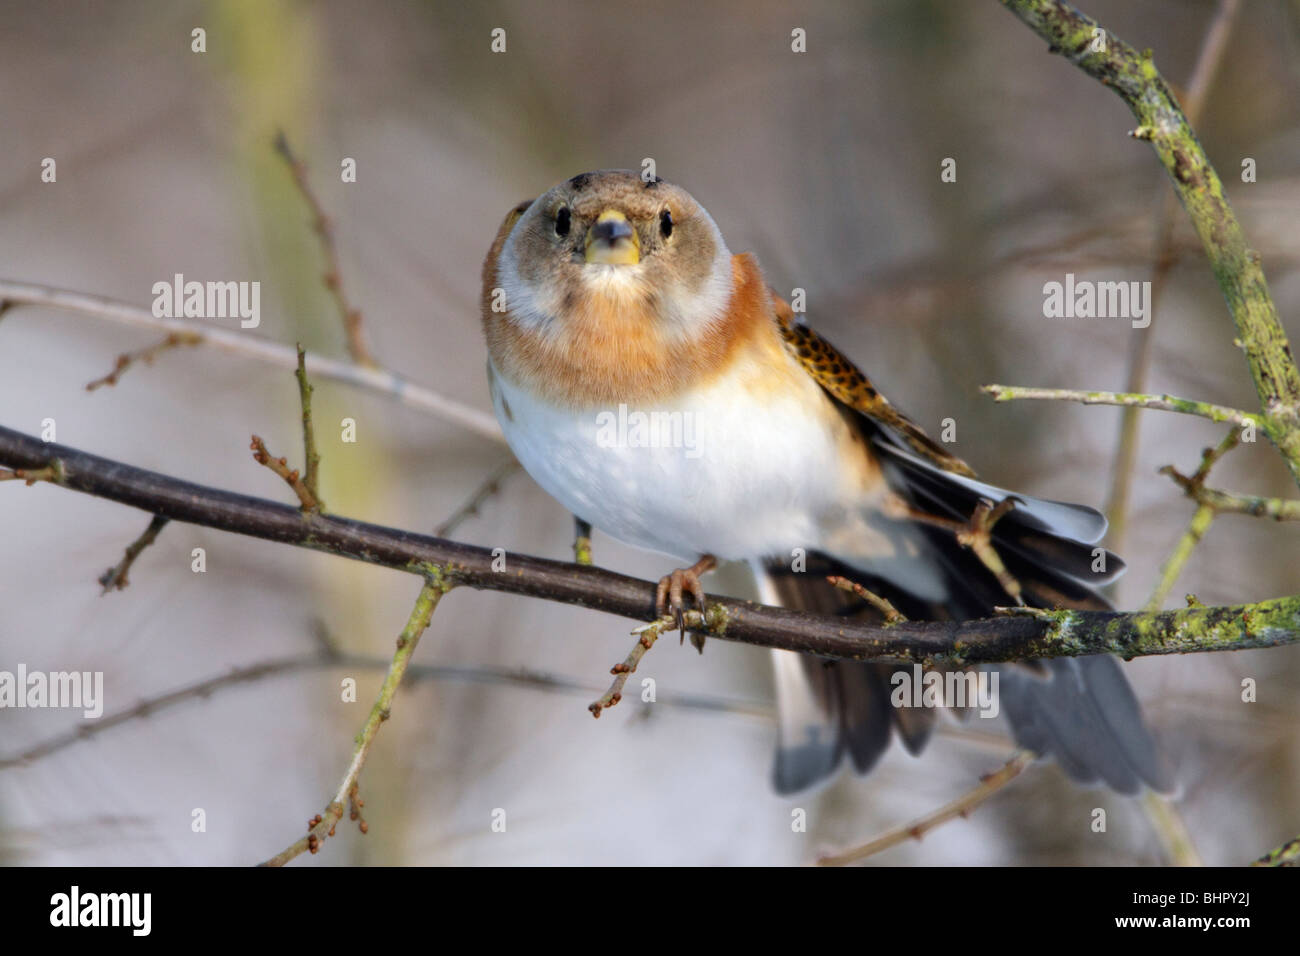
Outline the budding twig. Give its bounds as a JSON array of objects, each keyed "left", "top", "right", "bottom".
[
  {"left": 588, "top": 614, "right": 677, "bottom": 718},
  {"left": 261, "top": 573, "right": 450, "bottom": 866},
  {"left": 85, "top": 331, "right": 202, "bottom": 391},
  {"left": 250, "top": 435, "right": 320, "bottom": 512}
]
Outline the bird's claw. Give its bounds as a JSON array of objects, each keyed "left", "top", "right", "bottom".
[{"left": 654, "top": 555, "right": 717, "bottom": 652}]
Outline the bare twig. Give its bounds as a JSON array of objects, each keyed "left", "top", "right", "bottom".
[
  {"left": 0, "top": 463, "right": 63, "bottom": 484},
  {"left": 249, "top": 435, "right": 320, "bottom": 512},
  {"left": 293, "top": 344, "right": 324, "bottom": 511},
  {"left": 274, "top": 131, "right": 378, "bottom": 368},
  {"left": 889, "top": 494, "right": 1025, "bottom": 604},
  {"left": 1146, "top": 504, "right": 1216, "bottom": 612},
  {"left": 261, "top": 574, "right": 449, "bottom": 865},
  {"left": 0, "top": 280, "right": 504, "bottom": 443},
  {"left": 98, "top": 514, "right": 170, "bottom": 594},
  {"left": 817, "top": 750, "right": 1036, "bottom": 866},
  {"left": 827, "top": 575, "right": 907, "bottom": 624},
  {"left": 983, "top": 385, "right": 1261, "bottom": 430},
  {"left": 85, "top": 332, "right": 202, "bottom": 391},
  {"left": 588, "top": 615, "right": 676, "bottom": 717},
  {"left": 1145, "top": 428, "right": 1241, "bottom": 610}
]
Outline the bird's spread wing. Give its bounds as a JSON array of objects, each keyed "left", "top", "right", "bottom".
[{"left": 768, "top": 288, "right": 976, "bottom": 478}]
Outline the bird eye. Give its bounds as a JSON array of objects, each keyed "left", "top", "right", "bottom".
[
  {"left": 659, "top": 208, "right": 673, "bottom": 238},
  {"left": 555, "top": 206, "right": 571, "bottom": 237}
]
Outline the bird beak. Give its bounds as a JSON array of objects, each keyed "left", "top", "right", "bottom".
[{"left": 584, "top": 210, "right": 640, "bottom": 265}]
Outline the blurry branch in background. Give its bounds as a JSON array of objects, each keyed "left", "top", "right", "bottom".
[
  {"left": 3, "top": 424, "right": 1300, "bottom": 666},
  {"left": 434, "top": 458, "right": 521, "bottom": 537},
  {"left": 0, "top": 279, "right": 504, "bottom": 443},
  {"left": 1106, "top": 0, "right": 1244, "bottom": 550},
  {"left": 274, "top": 130, "right": 378, "bottom": 368},
  {"left": 0, "top": 648, "right": 772, "bottom": 773},
  {"left": 261, "top": 574, "right": 450, "bottom": 867},
  {"left": 1000, "top": 0, "right": 1300, "bottom": 490},
  {"left": 818, "top": 751, "right": 1036, "bottom": 867}
]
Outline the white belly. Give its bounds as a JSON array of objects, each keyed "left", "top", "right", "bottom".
[{"left": 488, "top": 360, "right": 874, "bottom": 562}]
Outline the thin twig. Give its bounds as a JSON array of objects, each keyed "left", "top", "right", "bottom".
[
  {"left": 817, "top": 751, "right": 1036, "bottom": 866},
  {"left": 983, "top": 385, "right": 1261, "bottom": 430},
  {"left": 0, "top": 280, "right": 503, "bottom": 443},
  {"left": 0, "top": 462, "right": 63, "bottom": 484},
  {"left": 85, "top": 332, "right": 203, "bottom": 391},
  {"left": 1164, "top": 481, "right": 1300, "bottom": 522},
  {"left": 98, "top": 514, "right": 170, "bottom": 594},
  {"left": 294, "top": 344, "right": 324, "bottom": 511},
  {"left": 1147, "top": 504, "right": 1216, "bottom": 612},
  {"left": 890, "top": 495, "right": 1025, "bottom": 605},
  {"left": 261, "top": 574, "right": 450, "bottom": 866},
  {"left": 274, "top": 131, "right": 378, "bottom": 368},
  {"left": 1160, "top": 427, "right": 1300, "bottom": 521},
  {"left": 827, "top": 575, "right": 907, "bottom": 624},
  {"left": 250, "top": 435, "right": 320, "bottom": 512},
  {"left": 1145, "top": 428, "right": 1241, "bottom": 610},
  {"left": 588, "top": 615, "right": 675, "bottom": 717}
]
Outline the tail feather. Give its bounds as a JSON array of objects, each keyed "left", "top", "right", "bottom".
[{"left": 761, "top": 434, "right": 1170, "bottom": 795}]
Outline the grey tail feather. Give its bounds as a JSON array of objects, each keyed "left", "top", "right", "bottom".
[{"left": 761, "top": 435, "right": 1171, "bottom": 795}]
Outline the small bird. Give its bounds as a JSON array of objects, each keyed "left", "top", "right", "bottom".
[{"left": 481, "top": 169, "right": 1169, "bottom": 795}]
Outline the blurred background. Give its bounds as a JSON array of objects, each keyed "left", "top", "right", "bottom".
[{"left": 1, "top": 0, "right": 1298, "bottom": 865}]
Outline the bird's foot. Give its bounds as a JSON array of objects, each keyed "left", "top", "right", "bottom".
[{"left": 655, "top": 554, "right": 717, "bottom": 652}]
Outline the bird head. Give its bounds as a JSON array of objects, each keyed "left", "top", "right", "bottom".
[{"left": 490, "top": 170, "right": 734, "bottom": 340}]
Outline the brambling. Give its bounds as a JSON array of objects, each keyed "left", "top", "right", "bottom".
[{"left": 481, "top": 170, "right": 1168, "bottom": 795}]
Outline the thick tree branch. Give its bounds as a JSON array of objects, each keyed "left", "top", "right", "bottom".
[
  {"left": 1000, "top": 0, "right": 1300, "bottom": 488},
  {"left": 2, "top": 424, "right": 1298, "bottom": 664}
]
